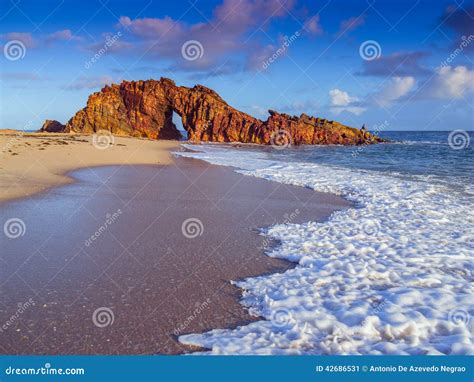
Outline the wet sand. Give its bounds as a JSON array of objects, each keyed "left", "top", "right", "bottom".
[
  {"left": 0, "top": 132, "right": 178, "bottom": 202},
  {"left": 0, "top": 154, "right": 350, "bottom": 354}
]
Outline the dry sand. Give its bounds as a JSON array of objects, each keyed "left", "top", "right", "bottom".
[{"left": 0, "top": 131, "right": 179, "bottom": 202}]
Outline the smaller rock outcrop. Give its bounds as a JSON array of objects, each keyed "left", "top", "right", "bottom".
[{"left": 39, "top": 120, "right": 67, "bottom": 133}]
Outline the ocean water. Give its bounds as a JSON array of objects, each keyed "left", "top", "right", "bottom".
[{"left": 175, "top": 131, "right": 474, "bottom": 355}]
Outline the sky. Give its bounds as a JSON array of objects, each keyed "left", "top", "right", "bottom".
[{"left": 0, "top": 0, "right": 473, "bottom": 131}]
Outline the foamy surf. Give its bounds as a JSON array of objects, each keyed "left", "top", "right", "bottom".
[{"left": 175, "top": 143, "right": 473, "bottom": 355}]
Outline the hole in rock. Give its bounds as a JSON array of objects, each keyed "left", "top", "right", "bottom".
[{"left": 173, "top": 111, "right": 187, "bottom": 140}]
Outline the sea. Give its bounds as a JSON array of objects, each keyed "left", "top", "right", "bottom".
[{"left": 176, "top": 130, "right": 474, "bottom": 355}]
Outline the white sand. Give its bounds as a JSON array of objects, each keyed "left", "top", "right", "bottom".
[{"left": 0, "top": 131, "right": 179, "bottom": 202}]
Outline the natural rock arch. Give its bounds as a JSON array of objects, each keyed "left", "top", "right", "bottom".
[{"left": 50, "top": 78, "right": 382, "bottom": 146}]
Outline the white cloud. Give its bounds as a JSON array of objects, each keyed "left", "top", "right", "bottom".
[
  {"left": 329, "top": 89, "right": 366, "bottom": 115},
  {"left": 374, "top": 76, "right": 415, "bottom": 106},
  {"left": 425, "top": 66, "right": 474, "bottom": 99},
  {"left": 329, "top": 89, "right": 358, "bottom": 106},
  {"left": 328, "top": 67, "right": 472, "bottom": 115}
]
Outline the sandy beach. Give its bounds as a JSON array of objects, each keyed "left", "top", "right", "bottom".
[
  {"left": 0, "top": 131, "right": 179, "bottom": 202},
  {"left": 0, "top": 133, "right": 351, "bottom": 354},
  {"left": 2, "top": 0, "right": 473, "bottom": 375}
]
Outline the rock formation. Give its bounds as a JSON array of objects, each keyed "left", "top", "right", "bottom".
[
  {"left": 39, "top": 120, "right": 66, "bottom": 133},
  {"left": 44, "top": 78, "right": 383, "bottom": 145}
]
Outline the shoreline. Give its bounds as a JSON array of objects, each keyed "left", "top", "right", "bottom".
[
  {"left": 174, "top": 142, "right": 474, "bottom": 355},
  {"left": 0, "top": 132, "right": 180, "bottom": 203},
  {"left": 0, "top": 137, "right": 351, "bottom": 354}
]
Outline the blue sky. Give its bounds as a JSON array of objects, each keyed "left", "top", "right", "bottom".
[{"left": 1, "top": 0, "right": 473, "bottom": 131}]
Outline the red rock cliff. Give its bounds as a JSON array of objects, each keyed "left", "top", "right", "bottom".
[{"left": 57, "top": 78, "right": 382, "bottom": 145}]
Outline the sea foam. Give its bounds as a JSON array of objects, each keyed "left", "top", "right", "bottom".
[{"left": 175, "top": 144, "right": 474, "bottom": 355}]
